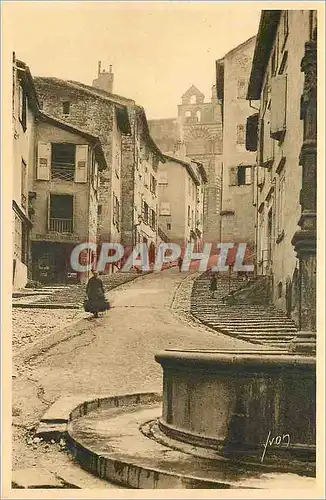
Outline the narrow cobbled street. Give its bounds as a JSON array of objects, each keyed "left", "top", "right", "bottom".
[{"left": 12, "top": 268, "right": 262, "bottom": 486}]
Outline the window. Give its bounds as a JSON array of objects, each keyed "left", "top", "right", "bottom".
[
  {"left": 237, "top": 165, "right": 252, "bottom": 186},
  {"left": 167, "top": 223, "right": 171, "bottom": 230},
  {"left": 236, "top": 124, "right": 245, "bottom": 144},
  {"left": 97, "top": 204, "right": 102, "bottom": 216},
  {"left": 51, "top": 143, "right": 76, "bottom": 181},
  {"left": 49, "top": 194, "right": 73, "bottom": 233},
  {"left": 150, "top": 174, "right": 157, "bottom": 194},
  {"left": 229, "top": 166, "right": 252, "bottom": 186},
  {"left": 237, "top": 78, "right": 247, "bottom": 99},
  {"left": 142, "top": 201, "right": 149, "bottom": 224},
  {"left": 19, "top": 85, "right": 27, "bottom": 132},
  {"left": 160, "top": 202, "right": 170, "bottom": 216},
  {"left": 150, "top": 208, "right": 156, "bottom": 230},
  {"left": 158, "top": 171, "right": 168, "bottom": 185},
  {"left": 185, "top": 110, "right": 192, "bottom": 122},
  {"left": 21, "top": 159, "right": 27, "bottom": 211},
  {"left": 196, "top": 110, "right": 201, "bottom": 123},
  {"left": 187, "top": 205, "right": 191, "bottom": 226},
  {"left": 62, "top": 101, "right": 70, "bottom": 115},
  {"left": 190, "top": 95, "right": 197, "bottom": 104}
]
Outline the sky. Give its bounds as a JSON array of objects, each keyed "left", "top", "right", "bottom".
[{"left": 3, "top": 1, "right": 262, "bottom": 119}]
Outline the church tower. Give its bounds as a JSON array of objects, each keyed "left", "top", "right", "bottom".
[{"left": 92, "top": 61, "right": 114, "bottom": 94}]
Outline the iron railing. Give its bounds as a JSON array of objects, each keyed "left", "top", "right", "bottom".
[
  {"left": 51, "top": 162, "right": 75, "bottom": 181},
  {"left": 49, "top": 218, "right": 73, "bottom": 233}
]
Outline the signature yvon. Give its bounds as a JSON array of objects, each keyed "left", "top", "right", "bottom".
[{"left": 261, "top": 431, "right": 290, "bottom": 463}]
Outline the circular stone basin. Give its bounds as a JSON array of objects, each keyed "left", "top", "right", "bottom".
[{"left": 154, "top": 349, "right": 316, "bottom": 472}]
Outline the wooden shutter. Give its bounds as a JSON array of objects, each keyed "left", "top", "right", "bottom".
[
  {"left": 75, "top": 145, "right": 88, "bottom": 183},
  {"left": 37, "top": 142, "right": 51, "bottom": 180},
  {"left": 246, "top": 113, "right": 258, "bottom": 151},
  {"left": 229, "top": 167, "right": 237, "bottom": 186},
  {"left": 270, "top": 75, "right": 287, "bottom": 139}
]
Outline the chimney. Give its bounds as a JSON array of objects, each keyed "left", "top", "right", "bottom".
[
  {"left": 211, "top": 84, "right": 218, "bottom": 102},
  {"left": 92, "top": 61, "right": 114, "bottom": 94}
]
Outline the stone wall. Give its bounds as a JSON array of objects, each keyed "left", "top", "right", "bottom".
[{"left": 34, "top": 78, "right": 115, "bottom": 242}]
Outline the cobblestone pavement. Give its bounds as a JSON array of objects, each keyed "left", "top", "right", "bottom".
[{"left": 11, "top": 267, "right": 262, "bottom": 486}]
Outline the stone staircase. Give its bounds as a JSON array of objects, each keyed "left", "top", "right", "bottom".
[{"left": 191, "top": 274, "right": 298, "bottom": 349}]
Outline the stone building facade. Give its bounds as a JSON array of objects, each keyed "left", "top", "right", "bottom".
[
  {"left": 33, "top": 77, "right": 131, "bottom": 247},
  {"left": 29, "top": 112, "right": 107, "bottom": 283},
  {"left": 247, "top": 10, "right": 317, "bottom": 337},
  {"left": 12, "top": 56, "right": 39, "bottom": 289},
  {"left": 157, "top": 155, "right": 207, "bottom": 251},
  {"left": 177, "top": 85, "right": 223, "bottom": 244},
  {"left": 216, "top": 36, "right": 257, "bottom": 256},
  {"left": 120, "top": 106, "right": 164, "bottom": 261}
]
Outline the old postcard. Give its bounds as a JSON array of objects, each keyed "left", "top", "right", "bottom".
[{"left": 1, "top": 1, "right": 325, "bottom": 498}]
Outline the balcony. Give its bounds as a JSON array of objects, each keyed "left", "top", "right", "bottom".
[
  {"left": 49, "top": 218, "right": 73, "bottom": 233},
  {"left": 51, "top": 162, "right": 75, "bottom": 181}
]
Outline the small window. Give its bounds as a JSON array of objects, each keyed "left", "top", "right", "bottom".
[
  {"left": 62, "top": 101, "right": 70, "bottom": 115},
  {"left": 160, "top": 202, "right": 170, "bottom": 216},
  {"left": 190, "top": 95, "right": 197, "bottom": 104},
  {"left": 97, "top": 205, "right": 102, "bottom": 216},
  {"left": 167, "top": 223, "right": 171, "bottom": 230},
  {"left": 237, "top": 78, "right": 247, "bottom": 99},
  {"left": 237, "top": 165, "right": 252, "bottom": 186},
  {"left": 236, "top": 124, "right": 245, "bottom": 144}
]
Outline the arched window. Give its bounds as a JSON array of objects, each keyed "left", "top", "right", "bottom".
[
  {"left": 185, "top": 110, "right": 192, "bottom": 122},
  {"left": 196, "top": 110, "right": 201, "bottom": 122},
  {"left": 190, "top": 95, "right": 197, "bottom": 104}
]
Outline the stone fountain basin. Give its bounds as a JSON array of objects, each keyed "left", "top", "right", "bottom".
[
  {"left": 66, "top": 396, "right": 315, "bottom": 489},
  {"left": 154, "top": 349, "right": 316, "bottom": 469}
]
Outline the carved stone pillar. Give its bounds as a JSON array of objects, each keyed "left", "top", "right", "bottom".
[{"left": 291, "top": 34, "right": 317, "bottom": 354}]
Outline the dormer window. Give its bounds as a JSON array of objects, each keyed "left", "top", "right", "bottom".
[{"left": 62, "top": 101, "right": 70, "bottom": 115}]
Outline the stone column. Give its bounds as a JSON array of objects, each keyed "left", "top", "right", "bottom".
[{"left": 291, "top": 32, "right": 317, "bottom": 354}]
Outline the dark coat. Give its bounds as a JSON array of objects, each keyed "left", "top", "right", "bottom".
[{"left": 85, "top": 277, "right": 109, "bottom": 313}]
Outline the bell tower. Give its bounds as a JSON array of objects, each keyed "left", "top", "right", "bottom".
[{"left": 92, "top": 61, "right": 114, "bottom": 94}]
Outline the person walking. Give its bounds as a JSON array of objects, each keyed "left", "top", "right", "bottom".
[
  {"left": 178, "top": 256, "right": 183, "bottom": 272},
  {"left": 84, "top": 270, "right": 110, "bottom": 318},
  {"left": 209, "top": 272, "right": 218, "bottom": 298}
]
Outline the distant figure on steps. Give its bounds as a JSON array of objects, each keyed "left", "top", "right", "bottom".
[{"left": 210, "top": 273, "right": 218, "bottom": 298}]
